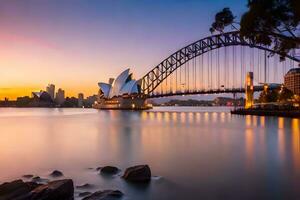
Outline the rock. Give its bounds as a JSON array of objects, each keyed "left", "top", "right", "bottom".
[
  {"left": 32, "top": 176, "right": 40, "bottom": 181},
  {"left": 82, "top": 190, "right": 123, "bottom": 200},
  {"left": 122, "top": 165, "right": 151, "bottom": 182},
  {"left": 76, "top": 183, "right": 93, "bottom": 189},
  {"left": 96, "top": 167, "right": 102, "bottom": 171},
  {"left": 79, "top": 191, "right": 92, "bottom": 197},
  {"left": 22, "top": 175, "right": 34, "bottom": 179},
  {"left": 32, "top": 176, "right": 49, "bottom": 183},
  {"left": 25, "top": 181, "right": 42, "bottom": 191},
  {"left": 49, "top": 170, "right": 63, "bottom": 177},
  {"left": 29, "top": 179, "right": 74, "bottom": 200},
  {"left": 100, "top": 166, "right": 119, "bottom": 175},
  {"left": 0, "top": 179, "right": 31, "bottom": 200}
]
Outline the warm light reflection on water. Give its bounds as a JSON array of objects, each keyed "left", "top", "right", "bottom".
[{"left": 0, "top": 107, "right": 299, "bottom": 200}]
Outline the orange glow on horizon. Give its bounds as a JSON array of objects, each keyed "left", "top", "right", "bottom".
[{"left": 0, "top": 84, "right": 99, "bottom": 100}]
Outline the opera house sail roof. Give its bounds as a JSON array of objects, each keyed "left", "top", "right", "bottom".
[{"left": 98, "top": 69, "right": 140, "bottom": 99}]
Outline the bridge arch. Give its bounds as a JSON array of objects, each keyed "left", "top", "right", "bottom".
[{"left": 141, "top": 31, "right": 299, "bottom": 96}]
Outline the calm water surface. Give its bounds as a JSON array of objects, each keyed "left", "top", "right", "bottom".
[{"left": 0, "top": 107, "right": 299, "bottom": 200}]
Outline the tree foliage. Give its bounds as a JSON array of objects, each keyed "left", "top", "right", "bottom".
[
  {"left": 278, "top": 86, "right": 294, "bottom": 102},
  {"left": 209, "top": 8, "right": 236, "bottom": 33},
  {"left": 258, "top": 89, "right": 279, "bottom": 103},
  {"left": 210, "top": 0, "right": 300, "bottom": 58}
]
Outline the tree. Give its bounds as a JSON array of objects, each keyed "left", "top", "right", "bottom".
[
  {"left": 258, "top": 89, "right": 278, "bottom": 103},
  {"left": 277, "top": 86, "right": 294, "bottom": 102},
  {"left": 210, "top": 0, "right": 300, "bottom": 59},
  {"left": 209, "top": 8, "right": 237, "bottom": 33}
]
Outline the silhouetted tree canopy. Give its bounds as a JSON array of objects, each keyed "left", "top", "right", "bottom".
[
  {"left": 209, "top": 8, "right": 236, "bottom": 33},
  {"left": 258, "top": 89, "right": 279, "bottom": 103},
  {"left": 278, "top": 87, "right": 294, "bottom": 102},
  {"left": 210, "top": 0, "right": 300, "bottom": 59}
]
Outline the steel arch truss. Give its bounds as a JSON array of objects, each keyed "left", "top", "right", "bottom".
[{"left": 141, "top": 31, "right": 300, "bottom": 96}]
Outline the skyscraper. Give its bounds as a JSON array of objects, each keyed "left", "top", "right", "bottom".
[
  {"left": 78, "top": 93, "right": 84, "bottom": 108},
  {"left": 55, "top": 88, "right": 65, "bottom": 105},
  {"left": 46, "top": 84, "right": 55, "bottom": 100}
]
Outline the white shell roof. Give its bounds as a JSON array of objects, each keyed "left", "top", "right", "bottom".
[
  {"left": 109, "top": 68, "right": 130, "bottom": 98},
  {"left": 97, "top": 68, "right": 140, "bottom": 98},
  {"left": 98, "top": 83, "right": 111, "bottom": 98},
  {"left": 120, "top": 80, "right": 138, "bottom": 95},
  {"left": 32, "top": 92, "right": 43, "bottom": 98}
]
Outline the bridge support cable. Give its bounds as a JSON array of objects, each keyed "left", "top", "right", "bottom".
[
  {"left": 187, "top": 60, "right": 190, "bottom": 92},
  {"left": 194, "top": 55, "right": 196, "bottom": 92},
  {"left": 264, "top": 50, "right": 267, "bottom": 83},
  {"left": 258, "top": 49, "right": 261, "bottom": 83},
  {"left": 225, "top": 46, "right": 228, "bottom": 89},
  {"left": 241, "top": 48, "right": 244, "bottom": 89},
  {"left": 211, "top": 49, "right": 213, "bottom": 89},
  {"left": 201, "top": 54, "right": 204, "bottom": 91},
  {"left": 141, "top": 31, "right": 300, "bottom": 97},
  {"left": 175, "top": 64, "right": 178, "bottom": 93},
  {"left": 217, "top": 48, "right": 220, "bottom": 90},
  {"left": 232, "top": 46, "right": 236, "bottom": 89}
]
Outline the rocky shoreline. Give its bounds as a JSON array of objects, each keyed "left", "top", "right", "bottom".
[{"left": 0, "top": 165, "right": 151, "bottom": 200}]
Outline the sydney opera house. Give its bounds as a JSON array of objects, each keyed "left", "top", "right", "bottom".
[{"left": 93, "top": 69, "right": 151, "bottom": 110}]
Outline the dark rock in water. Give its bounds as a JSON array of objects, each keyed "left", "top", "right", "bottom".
[
  {"left": 32, "top": 176, "right": 40, "bottom": 181},
  {"left": 31, "top": 176, "right": 49, "bottom": 183},
  {"left": 122, "top": 165, "right": 151, "bottom": 182},
  {"left": 29, "top": 179, "right": 74, "bottom": 200},
  {"left": 79, "top": 191, "right": 92, "bottom": 197},
  {"left": 100, "top": 166, "right": 119, "bottom": 175},
  {"left": 49, "top": 170, "right": 63, "bottom": 177},
  {"left": 0, "top": 179, "right": 73, "bottom": 200},
  {"left": 82, "top": 190, "right": 123, "bottom": 200},
  {"left": 25, "top": 181, "right": 42, "bottom": 191},
  {"left": 23, "top": 175, "right": 34, "bottom": 179},
  {"left": 96, "top": 167, "right": 102, "bottom": 171},
  {"left": 76, "top": 183, "right": 94, "bottom": 189},
  {"left": 0, "top": 179, "right": 31, "bottom": 200}
]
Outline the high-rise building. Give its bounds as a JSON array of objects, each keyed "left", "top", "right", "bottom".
[
  {"left": 55, "top": 88, "right": 65, "bottom": 105},
  {"left": 78, "top": 93, "right": 84, "bottom": 107},
  {"left": 284, "top": 68, "right": 300, "bottom": 96},
  {"left": 46, "top": 84, "right": 55, "bottom": 100}
]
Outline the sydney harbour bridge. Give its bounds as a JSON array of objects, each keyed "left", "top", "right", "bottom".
[
  {"left": 140, "top": 31, "right": 299, "bottom": 98},
  {"left": 95, "top": 31, "right": 299, "bottom": 110}
]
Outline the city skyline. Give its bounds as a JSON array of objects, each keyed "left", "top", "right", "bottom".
[{"left": 0, "top": 0, "right": 248, "bottom": 99}]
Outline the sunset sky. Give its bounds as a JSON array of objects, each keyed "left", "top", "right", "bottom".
[{"left": 0, "top": 0, "right": 247, "bottom": 99}]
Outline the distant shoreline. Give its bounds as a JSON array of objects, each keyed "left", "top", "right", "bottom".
[{"left": 231, "top": 109, "right": 300, "bottom": 118}]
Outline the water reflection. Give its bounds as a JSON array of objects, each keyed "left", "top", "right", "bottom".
[{"left": 0, "top": 108, "right": 299, "bottom": 200}]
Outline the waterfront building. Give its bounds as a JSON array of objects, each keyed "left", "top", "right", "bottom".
[
  {"left": 98, "top": 69, "right": 140, "bottom": 99},
  {"left": 78, "top": 93, "right": 84, "bottom": 107},
  {"left": 55, "top": 88, "right": 65, "bottom": 105},
  {"left": 94, "top": 68, "right": 150, "bottom": 110},
  {"left": 31, "top": 91, "right": 54, "bottom": 107},
  {"left": 46, "top": 84, "right": 55, "bottom": 100},
  {"left": 32, "top": 91, "right": 53, "bottom": 101},
  {"left": 284, "top": 68, "right": 300, "bottom": 96}
]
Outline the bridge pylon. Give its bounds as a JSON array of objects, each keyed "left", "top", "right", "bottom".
[{"left": 245, "top": 72, "right": 254, "bottom": 109}]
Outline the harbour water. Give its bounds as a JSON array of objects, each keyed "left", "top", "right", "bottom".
[{"left": 0, "top": 107, "right": 299, "bottom": 199}]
